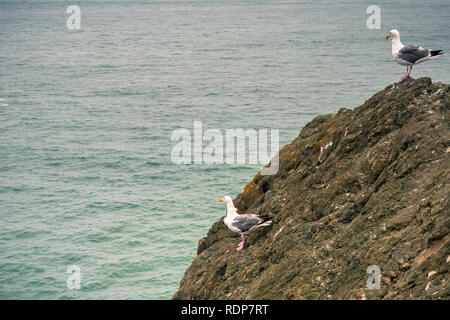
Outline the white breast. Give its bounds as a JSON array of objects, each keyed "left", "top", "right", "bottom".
[
  {"left": 392, "top": 41, "right": 411, "bottom": 66},
  {"left": 224, "top": 215, "right": 241, "bottom": 233}
]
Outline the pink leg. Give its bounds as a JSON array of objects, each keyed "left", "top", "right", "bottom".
[
  {"left": 407, "top": 65, "right": 413, "bottom": 77},
  {"left": 236, "top": 234, "right": 245, "bottom": 251},
  {"left": 400, "top": 66, "right": 410, "bottom": 82}
]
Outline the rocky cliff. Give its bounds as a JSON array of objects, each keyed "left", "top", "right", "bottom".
[{"left": 173, "top": 78, "right": 449, "bottom": 300}]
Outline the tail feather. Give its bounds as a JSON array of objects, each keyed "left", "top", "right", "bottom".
[
  {"left": 258, "top": 220, "right": 272, "bottom": 228},
  {"left": 430, "top": 50, "right": 443, "bottom": 57},
  {"left": 248, "top": 217, "right": 272, "bottom": 231}
]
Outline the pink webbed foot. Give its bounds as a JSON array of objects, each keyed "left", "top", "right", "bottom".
[
  {"left": 399, "top": 67, "right": 410, "bottom": 83},
  {"left": 236, "top": 234, "right": 245, "bottom": 251}
]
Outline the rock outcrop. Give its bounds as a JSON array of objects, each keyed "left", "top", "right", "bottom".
[{"left": 173, "top": 78, "right": 449, "bottom": 300}]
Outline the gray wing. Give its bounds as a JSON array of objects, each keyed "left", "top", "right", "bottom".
[
  {"left": 231, "top": 214, "right": 264, "bottom": 232},
  {"left": 397, "top": 45, "right": 429, "bottom": 64}
]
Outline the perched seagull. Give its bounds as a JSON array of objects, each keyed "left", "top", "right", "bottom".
[
  {"left": 386, "top": 29, "right": 443, "bottom": 82},
  {"left": 219, "top": 195, "right": 272, "bottom": 251}
]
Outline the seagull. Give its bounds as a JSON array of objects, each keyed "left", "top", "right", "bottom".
[
  {"left": 386, "top": 29, "right": 443, "bottom": 82},
  {"left": 219, "top": 195, "right": 272, "bottom": 251}
]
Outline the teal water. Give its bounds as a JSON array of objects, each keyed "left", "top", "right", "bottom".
[{"left": 0, "top": 0, "right": 448, "bottom": 299}]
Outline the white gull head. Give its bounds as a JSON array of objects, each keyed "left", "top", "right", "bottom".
[
  {"left": 219, "top": 195, "right": 238, "bottom": 216},
  {"left": 219, "top": 195, "right": 233, "bottom": 203},
  {"left": 386, "top": 29, "right": 401, "bottom": 42}
]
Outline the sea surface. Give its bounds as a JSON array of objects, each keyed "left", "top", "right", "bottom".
[{"left": 0, "top": 0, "right": 448, "bottom": 299}]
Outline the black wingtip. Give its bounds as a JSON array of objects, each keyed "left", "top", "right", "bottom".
[
  {"left": 259, "top": 215, "right": 273, "bottom": 223},
  {"left": 430, "top": 50, "right": 443, "bottom": 56}
]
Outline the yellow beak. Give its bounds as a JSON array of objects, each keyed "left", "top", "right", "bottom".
[
  {"left": 218, "top": 199, "right": 223, "bottom": 202},
  {"left": 385, "top": 35, "right": 390, "bottom": 40}
]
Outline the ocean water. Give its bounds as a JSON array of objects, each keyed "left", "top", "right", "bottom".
[{"left": 0, "top": 0, "right": 448, "bottom": 299}]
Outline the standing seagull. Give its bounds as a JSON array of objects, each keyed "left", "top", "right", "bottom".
[
  {"left": 219, "top": 195, "right": 272, "bottom": 251},
  {"left": 386, "top": 29, "right": 443, "bottom": 82}
]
